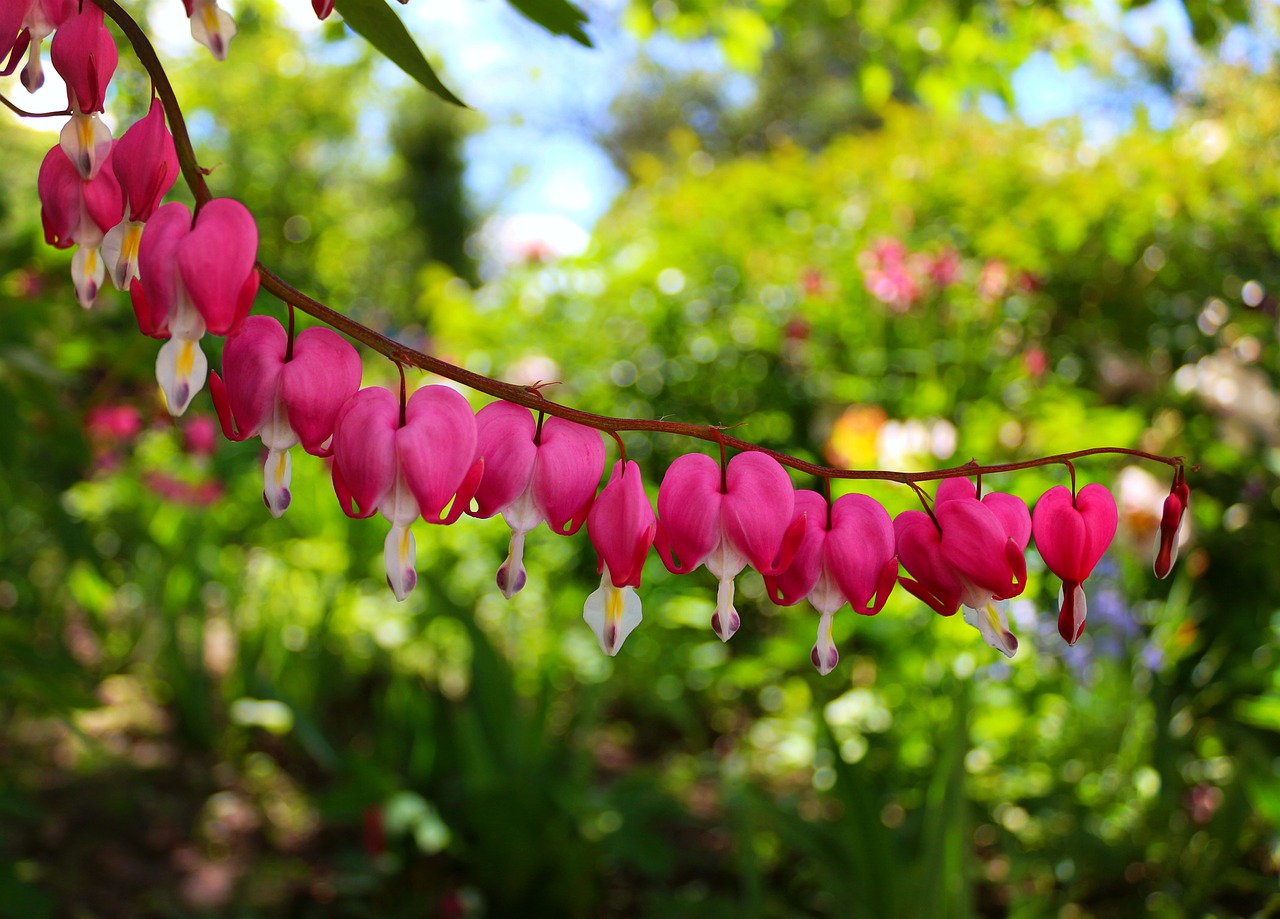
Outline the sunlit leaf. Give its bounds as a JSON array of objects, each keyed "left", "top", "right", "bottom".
[
  {"left": 334, "top": 0, "right": 466, "bottom": 106},
  {"left": 504, "top": 0, "right": 592, "bottom": 46}
]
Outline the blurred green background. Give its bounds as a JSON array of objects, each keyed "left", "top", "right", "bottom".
[{"left": 1, "top": 0, "right": 1279, "bottom": 915}]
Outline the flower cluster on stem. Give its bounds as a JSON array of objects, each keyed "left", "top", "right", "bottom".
[{"left": 6, "top": 0, "right": 1197, "bottom": 672}]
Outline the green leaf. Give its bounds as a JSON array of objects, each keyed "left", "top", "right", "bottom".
[
  {"left": 334, "top": 0, "right": 466, "bottom": 106},
  {"left": 504, "top": 0, "right": 592, "bottom": 46}
]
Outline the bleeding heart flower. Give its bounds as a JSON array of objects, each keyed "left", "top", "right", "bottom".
[
  {"left": 1154, "top": 468, "right": 1190, "bottom": 580},
  {"left": 210, "top": 314, "right": 362, "bottom": 517},
  {"left": 331, "top": 384, "right": 483, "bottom": 601},
  {"left": 655, "top": 451, "right": 803, "bottom": 642},
  {"left": 469, "top": 401, "right": 604, "bottom": 598},
  {"left": 130, "top": 199, "right": 259, "bottom": 415},
  {"left": 102, "top": 98, "right": 178, "bottom": 290},
  {"left": 38, "top": 142, "right": 122, "bottom": 308},
  {"left": 583, "top": 460, "right": 657, "bottom": 656},
  {"left": 1032, "top": 483, "right": 1118, "bottom": 645},
  {"left": 51, "top": 2, "right": 117, "bottom": 181},
  {"left": 896, "top": 478, "right": 1030, "bottom": 658},
  {"left": 765, "top": 490, "right": 898, "bottom": 675}
]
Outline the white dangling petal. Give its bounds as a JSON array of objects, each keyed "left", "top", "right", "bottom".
[
  {"left": 190, "top": 0, "right": 237, "bottom": 61},
  {"left": 379, "top": 470, "right": 419, "bottom": 527},
  {"left": 582, "top": 568, "right": 642, "bottom": 656},
  {"left": 811, "top": 610, "right": 839, "bottom": 675},
  {"left": 495, "top": 528, "right": 528, "bottom": 599},
  {"left": 962, "top": 600, "right": 1019, "bottom": 659},
  {"left": 262, "top": 447, "right": 293, "bottom": 518},
  {"left": 20, "top": 44, "right": 43, "bottom": 93},
  {"left": 384, "top": 522, "right": 417, "bottom": 601},
  {"left": 156, "top": 335, "right": 208, "bottom": 416},
  {"left": 101, "top": 219, "right": 145, "bottom": 291},
  {"left": 71, "top": 245, "right": 105, "bottom": 309},
  {"left": 711, "top": 576, "right": 740, "bottom": 642},
  {"left": 59, "top": 111, "right": 113, "bottom": 180}
]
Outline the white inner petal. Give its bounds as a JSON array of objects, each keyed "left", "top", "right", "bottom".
[
  {"left": 156, "top": 335, "right": 208, "bottom": 417},
  {"left": 258, "top": 382, "right": 299, "bottom": 451},
  {"left": 262, "top": 447, "right": 292, "bottom": 518},
  {"left": 383, "top": 522, "right": 417, "bottom": 602},
  {"left": 582, "top": 566, "right": 642, "bottom": 656},
  {"left": 500, "top": 482, "right": 542, "bottom": 534}
]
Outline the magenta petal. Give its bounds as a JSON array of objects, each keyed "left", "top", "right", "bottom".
[
  {"left": 136, "top": 201, "right": 193, "bottom": 331},
  {"left": 209, "top": 371, "right": 248, "bottom": 441},
  {"left": 113, "top": 98, "right": 178, "bottom": 222},
  {"left": 656, "top": 452, "right": 722, "bottom": 573},
  {"left": 827, "top": 493, "right": 895, "bottom": 613},
  {"left": 587, "top": 461, "right": 656, "bottom": 588},
  {"left": 982, "top": 491, "right": 1032, "bottom": 550},
  {"left": 178, "top": 198, "right": 258, "bottom": 336},
  {"left": 37, "top": 145, "right": 80, "bottom": 249},
  {"left": 81, "top": 155, "right": 123, "bottom": 241},
  {"left": 0, "top": 1, "right": 28, "bottom": 67},
  {"left": 935, "top": 477, "right": 977, "bottom": 504},
  {"left": 532, "top": 416, "right": 605, "bottom": 534},
  {"left": 470, "top": 401, "right": 537, "bottom": 518},
  {"left": 50, "top": 2, "right": 116, "bottom": 113},
  {"left": 1073, "top": 483, "right": 1118, "bottom": 578},
  {"left": 894, "top": 509, "right": 962, "bottom": 616},
  {"left": 767, "top": 490, "right": 827, "bottom": 606},
  {"left": 937, "top": 498, "right": 1015, "bottom": 597},
  {"left": 282, "top": 326, "right": 362, "bottom": 454},
  {"left": 397, "top": 386, "right": 478, "bottom": 523},
  {"left": 1032, "top": 486, "right": 1090, "bottom": 582},
  {"left": 220, "top": 315, "right": 286, "bottom": 440},
  {"left": 721, "top": 451, "right": 795, "bottom": 573},
  {"left": 331, "top": 387, "right": 400, "bottom": 517}
]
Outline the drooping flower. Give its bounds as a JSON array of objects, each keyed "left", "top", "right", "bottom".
[
  {"left": 50, "top": 1, "right": 117, "bottom": 180},
  {"left": 1154, "top": 467, "right": 1190, "bottom": 580},
  {"left": 102, "top": 98, "right": 178, "bottom": 290},
  {"left": 895, "top": 478, "right": 1030, "bottom": 658},
  {"left": 38, "top": 141, "right": 122, "bottom": 308},
  {"left": 312, "top": 0, "right": 335, "bottom": 20},
  {"left": 210, "top": 314, "right": 362, "bottom": 517},
  {"left": 655, "top": 451, "right": 803, "bottom": 642},
  {"left": 582, "top": 460, "right": 657, "bottom": 656},
  {"left": 1, "top": 0, "right": 34, "bottom": 79},
  {"left": 468, "top": 401, "right": 604, "bottom": 598},
  {"left": 765, "top": 490, "right": 898, "bottom": 675},
  {"left": 14, "top": 0, "right": 74, "bottom": 92},
  {"left": 130, "top": 198, "right": 259, "bottom": 415},
  {"left": 331, "top": 384, "right": 483, "bottom": 601},
  {"left": 181, "top": 0, "right": 236, "bottom": 60},
  {"left": 1032, "top": 483, "right": 1119, "bottom": 645}
]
